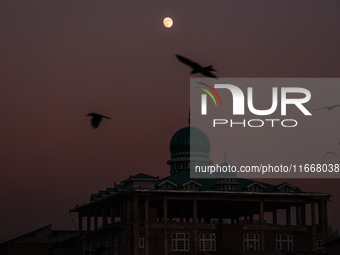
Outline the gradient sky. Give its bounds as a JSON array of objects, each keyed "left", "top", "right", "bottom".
[{"left": 0, "top": 0, "right": 340, "bottom": 242}]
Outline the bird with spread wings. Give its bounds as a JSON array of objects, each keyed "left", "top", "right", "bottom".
[
  {"left": 176, "top": 54, "right": 218, "bottom": 78},
  {"left": 87, "top": 113, "right": 111, "bottom": 129},
  {"left": 324, "top": 151, "right": 338, "bottom": 157},
  {"left": 313, "top": 104, "right": 340, "bottom": 111}
]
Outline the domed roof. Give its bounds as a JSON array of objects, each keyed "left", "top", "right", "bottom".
[{"left": 170, "top": 127, "right": 210, "bottom": 159}]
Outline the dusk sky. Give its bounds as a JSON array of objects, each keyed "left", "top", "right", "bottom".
[{"left": 1, "top": 0, "right": 340, "bottom": 242}]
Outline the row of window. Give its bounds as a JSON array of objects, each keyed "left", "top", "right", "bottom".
[
  {"left": 247, "top": 185, "right": 264, "bottom": 192},
  {"left": 216, "top": 184, "right": 238, "bottom": 190},
  {"left": 158, "top": 181, "right": 295, "bottom": 193},
  {"left": 138, "top": 233, "right": 323, "bottom": 251},
  {"left": 158, "top": 182, "right": 238, "bottom": 191},
  {"left": 158, "top": 182, "right": 201, "bottom": 190},
  {"left": 170, "top": 162, "right": 190, "bottom": 170},
  {"left": 216, "top": 178, "right": 236, "bottom": 181},
  {"left": 243, "top": 234, "right": 322, "bottom": 251},
  {"left": 139, "top": 233, "right": 216, "bottom": 251},
  {"left": 243, "top": 234, "right": 293, "bottom": 251}
]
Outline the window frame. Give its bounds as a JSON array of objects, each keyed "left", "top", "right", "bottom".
[
  {"left": 243, "top": 234, "right": 260, "bottom": 251},
  {"left": 199, "top": 233, "right": 216, "bottom": 251},
  {"left": 172, "top": 233, "right": 189, "bottom": 251},
  {"left": 139, "top": 236, "right": 145, "bottom": 248},
  {"left": 317, "top": 239, "right": 323, "bottom": 249},
  {"left": 276, "top": 234, "right": 293, "bottom": 251}
]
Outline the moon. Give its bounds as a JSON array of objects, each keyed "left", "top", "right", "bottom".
[{"left": 163, "top": 17, "right": 173, "bottom": 28}]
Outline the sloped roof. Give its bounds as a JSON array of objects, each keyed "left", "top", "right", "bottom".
[
  {"left": 274, "top": 182, "right": 300, "bottom": 192},
  {"left": 246, "top": 182, "right": 266, "bottom": 189},
  {"left": 0, "top": 225, "right": 52, "bottom": 246},
  {"left": 131, "top": 173, "right": 159, "bottom": 179},
  {"left": 106, "top": 187, "right": 115, "bottom": 193},
  {"left": 157, "top": 179, "right": 178, "bottom": 187},
  {"left": 182, "top": 179, "right": 202, "bottom": 187},
  {"left": 82, "top": 169, "right": 329, "bottom": 206},
  {"left": 156, "top": 171, "right": 304, "bottom": 193},
  {"left": 98, "top": 190, "right": 107, "bottom": 197},
  {"left": 121, "top": 173, "right": 159, "bottom": 184},
  {"left": 90, "top": 193, "right": 99, "bottom": 201}
]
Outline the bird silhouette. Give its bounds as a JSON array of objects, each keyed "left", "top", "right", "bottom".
[
  {"left": 324, "top": 151, "right": 338, "bottom": 157},
  {"left": 313, "top": 104, "right": 340, "bottom": 111},
  {"left": 176, "top": 54, "right": 218, "bottom": 78},
  {"left": 86, "top": 113, "right": 111, "bottom": 129}
]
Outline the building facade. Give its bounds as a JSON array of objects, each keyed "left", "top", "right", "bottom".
[{"left": 70, "top": 126, "right": 330, "bottom": 255}]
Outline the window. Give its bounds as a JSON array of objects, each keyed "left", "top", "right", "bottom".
[
  {"left": 278, "top": 185, "right": 295, "bottom": 193},
  {"left": 183, "top": 182, "right": 200, "bottom": 190},
  {"left": 230, "top": 184, "right": 236, "bottom": 190},
  {"left": 159, "top": 182, "right": 175, "bottom": 190},
  {"left": 248, "top": 185, "right": 263, "bottom": 192},
  {"left": 217, "top": 184, "right": 237, "bottom": 190},
  {"left": 276, "top": 235, "right": 293, "bottom": 251},
  {"left": 172, "top": 233, "right": 189, "bottom": 251},
  {"left": 200, "top": 233, "right": 216, "bottom": 251},
  {"left": 139, "top": 236, "right": 145, "bottom": 248},
  {"left": 218, "top": 178, "right": 235, "bottom": 181},
  {"left": 164, "top": 183, "right": 173, "bottom": 189},
  {"left": 317, "top": 239, "right": 322, "bottom": 249},
  {"left": 243, "top": 234, "right": 260, "bottom": 251}
]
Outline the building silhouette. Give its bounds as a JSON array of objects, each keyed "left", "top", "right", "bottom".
[
  {"left": 70, "top": 126, "right": 330, "bottom": 255},
  {"left": 0, "top": 225, "right": 77, "bottom": 255}
]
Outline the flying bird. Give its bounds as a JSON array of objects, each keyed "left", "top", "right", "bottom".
[
  {"left": 176, "top": 54, "right": 218, "bottom": 78},
  {"left": 313, "top": 104, "right": 340, "bottom": 111},
  {"left": 324, "top": 151, "right": 338, "bottom": 157},
  {"left": 86, "top": 113, "right": 111, "bottom": 129}
]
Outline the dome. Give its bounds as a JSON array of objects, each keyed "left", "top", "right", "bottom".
[{"left": 169, "top": 127, "right": 210, "bottom": 159}]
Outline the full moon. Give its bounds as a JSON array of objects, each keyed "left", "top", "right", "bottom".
[{"left": 163, "top": 17, "right": 173, "bottom": 28}]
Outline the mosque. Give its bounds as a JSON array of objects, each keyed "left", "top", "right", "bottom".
[{"left": 69, "top": 125, "right": 330, "bottom": 255}]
